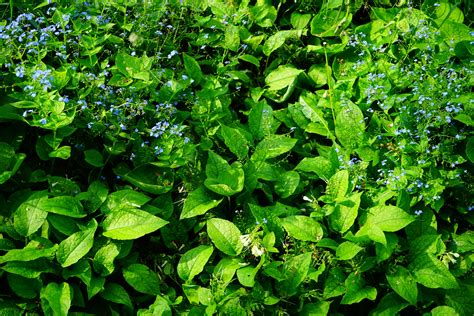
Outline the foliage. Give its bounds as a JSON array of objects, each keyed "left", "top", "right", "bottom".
[{"left": 0, "top": 0, "right": 473, "bottom": 314}]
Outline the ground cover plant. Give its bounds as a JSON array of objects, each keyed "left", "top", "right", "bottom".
[{"left": 0, "top": 0, "right": 473, "bottom": 314}]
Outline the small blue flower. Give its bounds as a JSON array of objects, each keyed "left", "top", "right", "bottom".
[{"left": 39, "top": 118, "right": 47, "bottom": 125}]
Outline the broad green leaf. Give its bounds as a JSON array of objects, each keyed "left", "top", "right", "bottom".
[
  {"left": 180, "top": 186, "right": 223, "bottom": 219},
  {"left": 84, "top": 149, "right": 104, "bottom": 167},
  {"left": 183, "top": 53, "right": 204, "bottom": 84},
  {"left": 81, "top": 180, "right": 108, "bottom": 212},
  {"left": 291, "top": 12, "right": 312, "bottom": 29},
  {"left": 177, "top": 245, "right": 214, "bottom": 282},
  {"left": 248, "top": 101, "right": 273, "bottom": 140},
  {"left": 237, "top": 265, "right": 259, "bottom": 287},
  {"left": 207, "top": 218, "right": 243, "bottom": 256},
  {"left": 277, "top": 252, "right": 312, "bottom": 296},
  {"left": 301, "top": 301, "right": 331, "bottom": 316},
  {"left": 57, "top": 219, "right": 97, "bottom": 268},
  {"left": 430, "top": 306, "right": 458, "bottom": 316},
  {"left": 102, "top": 207, "right": 168, "bottom": 240},
  {"left": 40, "top": 282, "right": 71, "bottom": 316},
  {"left": 281, "top": 215, "right": 323, "bottom": 242},
  {"left": 115, "top": 52, "right": 152, "bottom": 81},
  {"left": 101, "top": 189, "right": 151, "bottom": 214},
  {"left": 327, "top": 170, "right": 349, "bottom": 198},
  {"left": 410, "top": 254, "right": 458, "bottom": 289},
  {"left": 48, "top": 146, "right": 71, "bottom": 159},
  {"left": 341, "top": 273, "right": 377, "bottom": 304},
  {"left": 370, "top": 292, "right": 410, "bottom": 316},
  {"left": 295, "top": 157, "right": 335, "bottom": 180},
  {"left": 238, "top": 54, "right": 260, "bottom": 67},
  {"left": 335, "top": 102, "right": 365, "bottom": 150},
  {"left": 252, "top": 135, "right": 297, "bottom": 161},
  {"left": 7, "top": 273, "right": 41, "bottom": 299},
  {"left": 100, "top": 283, "right": 133, "bottom": 308},
  {"left": 263, "top": 30, "right": 301, "bottom": 56},
  {"left": 119, "top": 164, "right": 174, "bottom": 195},
  {"left": 310, "top": 9, "right": 352, "bottom": 37},
  {"left": 213, "top": 257, "right": 244, "bottom": 285},
  {"left": 204, "top": 152, "right": 245, "bottom": 196},
  {"left": 323, "top": 267, "right": 346, "bottom": 299},
  {"left": 93, "top": 242, "right": 120, "bottom": 276},
  {"left": 466, "top": 137, "right": 474, "bottom": 163},
  {"left": 224, "top": 25, "right": 240, "bottom": 51},
  {"left": 48, "top": 214, "right": 79, "bottom": 236},
  {"left": 138, "top": 296, "right": 172, "bottom": 316},
  {"left": 275, "top": 170, "right": 300, "bottom": 198},
  {"left": 329, "top": 192, "right": 361, "bottom": 233},
  {"left": 220, "top": 125, "right": 249, "bottom": 160},
  {"left": 2, "top": 258, "right": 55, "bottom": 278},
  {"left": 0, "top": 239, "right": 58, "bottom": 264},
  {"left": 366, "top": 205, "right": 415, "bottom": 232},
  {"left": 336, "top": 241, "right": 363, "bottom": 260},
  {"left": 13, "top": 192, "right": 49, "bottom": 236},
  {"left": 265, "top": 65, "right": 303, "bottom": 91},
  {"left": 87, "top": 275, "right": 105, "bottom": 300},
  {"left": 123, "top": 263, "right": 160, "bottom": 295},
  {"left": 38, "top": 196, "right": 86, "bottom": 218},
  {"left": 386, "top": 266, "right": 418, "bottom": 305},
  {"left": 63, "top": 260, "right": 92, "bottom": 287}
]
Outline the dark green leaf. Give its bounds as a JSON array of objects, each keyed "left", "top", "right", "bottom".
[
  {"left": 386, "top": 266, "right": 418, "bottom": 305},
  {"left": 123, "top": 263, "right": 160, "bottom": 295}
]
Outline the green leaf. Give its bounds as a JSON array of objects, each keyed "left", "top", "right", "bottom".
[
  {"left": 177, "top": 245, "right": 214, "bottom": 282},
  {"left": 13, "top": 192, "right": 49, "bottom": 236},
  {"left": 310, "top": 9, "right": 352, "bottom": 37},
  {"left": 138, "top": 296, "right": 172, "bottom": 316},
  {"left": 295, "top": 157, "right": 335, "bottom": 180},
  {"left": 252, "top": 135, "right": 297, "bottom": 161},
  {"left": 336, "top": 241, "right": 363, "bottom": 260},
  {"left": 204, "top": 151, "right": 245, "bottom": 196},
  {"left": 180, "top": 186, "right": 223, "bottom": 219},
  {"left": 248, "top": 101, "right": 273, "bottom": 140},
  {"left": 7, "top": 273, "right": 41, "bottom": 299},
  {"left": 123, "top": 263, "right": 160, "bottom": 295},
  {"left": 93, "top": 242, "right": 120, "bottom": 276},
  {"left": 335, "top": 102, "right": 365, "bottom": 150},
  {"left": 183, "top": 53, "right": 204, "bottom": 84},
  {"left": 365, "top": 205, "right": 415, "bottom": 232},
  {"left": 238, "top": 54, "right": 260, "bottom": 67},
  {"left": 265, "top": 65, "right": 303, "bottom": 91},
  {"left": 101, "top": 189, "right": 151, "bottom": 214},
  {"left": 0, "top": 239, "right": 58, "bottom": 264},
  {"left": 84, "top": 149, "right": 104, "bottom": 167},
  {"left": 38, "top": 196, "right": 86, "bottom": 218},
  {"left": 301, "top": 301, "right": 331, "bottom": 316},
  {"left": 281, "top": 215, "right": 323, "bottom": 242},
  {"left": 102, "top": 207, "right": 168, "bottom": 240},
  {"left": 57, "top": 219, "right": 97, "bottom": 268},
  {"left": 263, "top": 30, "right": 301, "bottom": 56},
  {"left": 2, "top": 258, "right": 55, "bottom": 278},
  {"left": 341, "top": 273, "right": 377, "bottom": 305},
  {"left": 48, "top": 146, "right": 71, "bottom": 160},
  {"left": 100, "top": 283, "right": 133, "bottom": 308},
  {"left": 430, "top": 306, "right": 458, "bottom": 316},
  {"left": 410, "top": 254, "right": 458, "bottom": 289},
  {"left": 466, "top": 137, "right": 474, "bottom": 163},
  {"left": 277, "top": 252, "right": 312, "bottom": 296},
  {"left": 220, "top": 125, "right": 249, "bottom": 160},
  {"left": 274, "top": 170, "right": 300, "bottom": 198},
  {"left": 327, "top": 170, "right": 349, "bottom": 198},
  {"left": 119, "top": 164, "right": 174, "bottom": 195},
  {"left": 115, "top": 52, "right": 152, "bottom": 81},
  {"left": 207, "top": 218, "right": 243, "bottom": 256},
  {"left": 370, "top": 292, "right": 410, "bottom": 316},
  {"left": 40, "top": 282, "right": 72, "bottom": 316},
  {"left": 386, "top": 266, "right": 418, "bottom": 305},
  {"left": 329, "top": 192, "right": 361, "bottom": 233},
  {"left": 224, "top": 25, "right": 240, "bottom": 51}
]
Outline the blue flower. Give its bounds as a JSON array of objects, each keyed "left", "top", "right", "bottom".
[{"left": 39, "top": 118, "right": 47, "bottom": 125}]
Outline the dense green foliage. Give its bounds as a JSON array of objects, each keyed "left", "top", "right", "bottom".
[{"left": 0, "top": 0, "right": 473, "bottom": 314}]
